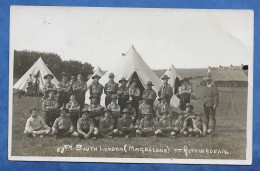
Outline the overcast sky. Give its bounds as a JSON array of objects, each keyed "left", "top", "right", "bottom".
[{"left": 10, "top": 6, "right": 254, "bottom": 70}]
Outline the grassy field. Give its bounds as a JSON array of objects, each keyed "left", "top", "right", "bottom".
[{"left": 10, "top": 86, "right": 248, "bottom": 160}]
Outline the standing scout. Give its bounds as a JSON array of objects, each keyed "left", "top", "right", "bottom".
[
  {"left": 77, "top": 110, "right": 98, "bottom": 139},
  {"left": 107, "top": 94, "right": 121, "bottom": 129},
  {"left": 128, "top": 79, "right": 141, "bottom": 112},
  {"left": 118, "top": 108, "right": 136, "bottom": 138},
  {"left": 117, "top": 77, "right": 129, "bottom": 111},
  {"left": 42, "top": 89, "right": 59, "bottom": 127},
  {"left": 65, "top": 93, "right": 81, "bottom": 129},
  {"left": 43, "top": 74, "right": 57, "bottom": 100},
  {"left": 104, "top": 73, "right": 119, "bottom": 107},
  {"left": 203, "top": 76, "right": 219, "bottom": 134},
  {"left": 136, "top": 107, "right": 156, "bottom": 137},
  {"left": 156, "top": 95, "right": 172, "bottom": 120},
  {"left": 178, "top": 79, "right": 192, "bottom": 111},
  {"left": 57, "top": 72, "right": 70, "bottom": 108},
  {"left": 142, "top": 81, "right": 157, "bottom": 108},
  {"left": 89, "top": 74, "right": 103, "bottom": 104},
  {"left": 72, "top": 74, "right": 87, "bottom": 111},
  {"left": 158, "top": 74, "right": 173, "bottom": 104},
  {"left": 88, "top": 94, "right": 105, "bottom": 128},
  {"left": 99, "top": 108, "right": 118, "bottom": 139},
  {"left": 24, "top": 108, "right": 51, "bottom": 138}
]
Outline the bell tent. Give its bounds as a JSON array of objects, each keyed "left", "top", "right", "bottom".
[{"left": 161, "top": 64, "right": 182, "bottom": 87}]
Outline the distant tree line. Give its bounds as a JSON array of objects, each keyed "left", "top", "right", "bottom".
[{"left": 14, "top": 50, "right": 94, "bottom": 81}]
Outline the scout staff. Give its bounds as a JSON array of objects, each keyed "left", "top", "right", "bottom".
[
  {"left": 117, "top": 77, "right": 129, "bottom": 111},
  {"left": 156, "top": 95, "right": 172, "bottom": 120},
  {"left": 77, "top": 110, "right": 98, "bottom": 140},
  {"left": 142, "top": 81, "right": 157, "bottom": 107},
  {"left": 43, "top": 74, "right": 57, "bottom": 100},
  {"left": 65, "top": 93, "right": 81, "bottom": 129},
  {"left": 72, "top": 74, "right": 87, "bottom": 111},
  {"left": 128, "top": 79, "right": 141, "bottom": 112},
  {"left": 89, "top": 74, "right": 104, "bottom": 104},
  {"left": 104, "top": 73, "right": 119, "bottom": 107},
  {"left": 107, "top": 94, "right": 121, "bottom": 129},
  {"left": 158, "top": 74, "right": 173, "bottom": 104},
  {"left": 126, "top": 100, "right": 137, "bottom": 123},
  {"left": 88, "top": 95, "right": 105, "bottom": 128},
  {"left": 155, "top": 114, "right": 173, "bottom": 137},
  {"left": 24, "top": 108, "right": 51, "bottom": 138},
  {"left": 192, "top": 114, "right": 207, "bottom": 137},
  {"left": 203, "top": 76, "right": 219, "bottom": 134},
  {"left": 136, "top": 108, "right": 156, "bottom": 137},
  {"left": 139, "top": 94, "right": 153, "bottom": 120},
  {"left": 52, "top": 108, "right": 76, "bottom": 139},
  {"left": 118, "top": 108, "right": 136, "bottom": 138},
  {"left": 57, "top": 72, "right": 70, "bottom": 108},
  {"left": 42, "top": 89, "right": 59, "bottom": 127},
  {"left": 178, "top": 79, "right": 192, "bottom": 111},
  {"left": 99, "top": 108, "right": 118, "bottom": 139}
]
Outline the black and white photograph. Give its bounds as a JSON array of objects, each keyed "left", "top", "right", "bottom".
[{"left": 8, "top": 6, "right": 253, "bottom": 164}]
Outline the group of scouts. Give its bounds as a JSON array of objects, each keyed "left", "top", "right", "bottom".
[{"left": 24, "top": 71, "right": 219, "bottom": 139}]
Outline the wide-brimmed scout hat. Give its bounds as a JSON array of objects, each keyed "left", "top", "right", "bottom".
[
  {"left": 126, "top": 100, "right": 132, "bottom": 104},
  {"left": 146, "top": 81, "right": 154, "bottom": 86},
  {"left": 44, "top": 74, "right": 54, "bottom": 79},
  {"left": 104, "top": 108, "right": 112, "bottom": 113},
  {"left": 185, "top": 103, "right": 194, "bottom": 110},
  {"left": 81, "top": 108, "right": 91, "bottom": 116},
  {"left": 122, "top": 108, "right": 130, "bottom": 114},
  {"left": 46, "top": 89, "right": 57, "bottom": 95},
  {"left": 61, "top": 72, "right": 67, "bottom": 77},
  {"left": 92, "top": 74, "right": 101, "bottom": 79},
  {"left": 29, "top": 107, "right": 38, "bottom": 113},
  {"left": 161, "top": 74, "right": 170, "bottom": 80},
  {"left": 109, "top": 73, "right": 115, "bottom": 78},
  {"left": 158, "top": 95, "right": 167, "bottom": 101},
  {"left": 119, "top": 77, "right": 127, "bottom": 83},
  {"left": 111, "top": 94, "right": 118, "bottom": 99}
]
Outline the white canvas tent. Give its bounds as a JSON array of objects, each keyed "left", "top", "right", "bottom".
[
  {"left": 13, "top": 57, "right": 59, "bottom": 91},
  {"left": 86, "top": 66, "right": 106, "bottom": 88},
  {"left": 161, "top": 64, "right": 182, "bottom": 87},
  {"left": 85, "top": 45, "right": 163, "bottom": 106}
]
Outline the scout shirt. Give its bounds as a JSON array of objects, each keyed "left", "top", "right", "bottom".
[
  {"left": 127, "top": 106, "right": 137, "bottom": 119},
  {"left": 158, "top": 118, "right": 171, "bottom": 129},
  {"left": 89, "top": 82, "right": 104, "bottom": 97},
  {"left": 43, "top": 82, "right": 57, "bottom": 93},
  {"left": 72, "top": 80, "right": 87, "bottom": 92},
  {"left": 104, "top": 80, "right": 118, "bottom": 95},
  {"left": 156, "top": 102, "right": 172, "bottom": 118},
  {"left": 118, "top": 117, "right": 134, "bottom": 131},
  {"left": 66, "top": 100, "right": 80, "bottom": 112},
  {"left": 174, "top": 117, "right": 185, "bottom": 130},
  {"left": 77, "top": 117, "right": 95, "bottom": 134},
  {"left": 88, "top": 103, "right": 104, "bottom": 117},
  {"left": 58, "top": 81, "right": 70, "bottom": 94},
  {"left": 53, "top": 116, "right": 74, "bottom": 132},
  {"left": 139, "top": 118, "right": 156, "bottom": 131},
  {"left": 99, "top": 117, "right": 114, "bottom": 131},
  {"left": 142, "top": 88, "right": 157, "bottom": 103},
  {"left": 24, "top": 116, "right": 48, "bottom": 133},
  {"left": 158, "top": 83, "right": 173, "bottom": 99},
  {"left": 42, "top": 98, "right": 58, "bottom": 112},
  {"left": 117, "top": 85, "right": 128, "bottom": 99},
  {"left": 203, "top": 84, "right": 219, "bottom": 107},
  {"left": 107, "top": 102, "right": 121, "bottom": 118},
  {"left": 178, "top": 84, "right": 192, "bottom": 95},
  {"left": 139, "top": 102, "right": 153, "bottom": 115},
  {"left": 128, "top": 85, "right": 140, "bottom": 98},
  {"left": 183, "top": 110, "right": 196, "bottom": 119}
]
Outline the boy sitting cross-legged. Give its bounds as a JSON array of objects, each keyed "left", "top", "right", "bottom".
[
  {"left": 118, "top": 108, "right": 137, "bottom": 138},
  {"left": 155, "top": 113, "right": 173, "bottom": 137},
  {"left": 98, "top": 108, "right": 118, "bottom": 139}
]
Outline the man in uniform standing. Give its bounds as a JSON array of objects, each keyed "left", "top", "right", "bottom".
[
  {"left": 117, "top": 77, "right": 129, "bottom": 111},
  {"left": 57, "top": 72, "right": 70, "bottom": 108},
  {"left": 104, "top": 73, "right": 119, "bottom": 107},
  {"left": 89, "top": 74, "right": 103, "bottom": 104},
  {"left": 142, "top": 81, "right": 157, "bottom": 108},
  {"left": 158, "top": 74, "right": 173, "bottom": 104},
  {"left": 203, "top": 76, "right": 219, "bottom": 135},
  {"left": 178, "top": 79, "right": 192, "bottom": 111},
  {"left": 72, "top": 74, "right": 87, "bottom": 111}
]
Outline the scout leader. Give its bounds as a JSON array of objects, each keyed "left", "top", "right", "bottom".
[
  {"left": 24, "top": 107, "right": 51, "bottom": 138},
  {"left": 65, "top": 93, "right": 81, "bottom": 129},
  {"left": 178, "top": 79, "right": 192, "bottom": 111},
  {"left": 142, "top": 81, "right": 157, "bottom": 108},
  {"left": 89, "top": 74, "right": 104, "bottom": 104},
  {"left": 99, "top": 108, "right": 118, "bottom": 139},
  {"left": 107, "top": 94, "right": 121, "bottom": 129},
  {"left": 136, "top": 107, "right": 156, "bottom": 137},
  {"left": 88, "top": 94, "right": 105, "bottom": 128},
  {"left": 118, "top": 108, "right": 137, "bottom": 138},
  {"left": 117, "top": 77, "right": 129, "bottom": 111},
  {"left": 43, "top": 74, "right": 57, "bottom": 100},
  {"left": 158, "top": 74, "right": 173, "bottom": 104},
  {"left": 42, "top": 89, "right": 59, "bottom": 127},
  {"left": 72, "top": 74, "right": 87, "bottom": 111},
  {"left": 57, "top": 72, "right": 71, "bottom": 108},
  {"left": 104, "top": 73, "right": 119, "bottom": 107}
]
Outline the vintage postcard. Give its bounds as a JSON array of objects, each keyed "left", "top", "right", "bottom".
[{"left": 8, "top": 6, "right": 253, "bottom": 164}]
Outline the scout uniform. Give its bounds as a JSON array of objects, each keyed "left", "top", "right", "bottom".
[
  {"left": 58, "top": 72, "right": 71, "bottom": 108},
  {"left": 107, "top": 94, "right": 121, "bottom": 129},
  {"left": 203, "top": 76, "right": 219, "bottom": 132},
  {"left": 142, "top": 81, "right": 157, "bottom": 107},
  {"left": 178, "top": 79, "right": 192, "bottom": 111},
  {"left": 126, "top": 100, "right": 137, "bottom": 122},
  {"left": 182, "top": 103, "right": 197, "bottom": 135},
  {"left": 99, "top": 108, "right": 117, "bottom": 138},
  {"left": 128, "top": 79, "right": 141, "bottom": 112},
  {"left": 117, "top": 77, "right": 129, "bottom": 111},
  {"left": 156, "top": 95, "right": 172, "bottom": 120},
  {"left": 139, "top": 94, "right": 153, "bottom": 120},
  {"left": 158, "top": 74, "right": 173, "bottom": 104},
  {"left": 65, "top": 97, "right": 81, "bottom": 129},
  {"left": 43, "top": 74, "right": 57, "bottom": 100},
  {"left": 89, "top": 74, "right": 104, "bottom": 104},
  {"left": 72, "top": 74, "right": 87, "bottom": 111},
  {"left": 77, "top": 111, "right": 96, "bottom": 139},
  {"left": 192, "top": 114, "right": 207, "bottom": 137},
  {"left": 136, "top": 107, "right": 156, "bottom": 137},
  {"left": 42, "top": 89, "right": 59, "bottom": 127},
  {"left": 155, "top": 114, "right": 173, "bottom": 137},
  {"left": 172, "top": 114, "right": 185, "bottom": 136},
  {"left": 24, "top": 108, "right": 51, "bottom": 137},
  {"left": 52, "top": 108, "right": 74, "bottom": 138},
  {"left": 104, "top": 73, "right": 119, "bottom": 107},
  {"left": 118, "top": 108, "right": 136, "bottom": 137},
  {"left": 88, "top": 95, "right": 105, "bottom": 128}
]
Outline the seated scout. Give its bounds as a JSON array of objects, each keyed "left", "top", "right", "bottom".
[
  {"left": 52, "top": 108, "right": 76, "bottom": 139},
  {"left": 136, "top": 108, "right": 156, "bottom": 137},
  {"left": 107, "top": 94, "right": 121, "bottom": 129},
  {"left": 42, "top": 89, "right": 59, "bottom": 127},
  {"left": 192, "top": 114, "right": 207, "bottom": 137},
  {"left": 88, "top": 95, "right": 105, "bottom": 128},
  {"left": 24, "top": 107, "right": 51, "bottom": 138},
  {"left": 139, "top": 94, "right": 153, "bottom": 120},
  {"left": 118, "top": 108, "right": 137, "bottom": 138},
  {"left": 43, "top": 74, "right": 57, "bottom": 100},
  {"left": 65, "top": 93, "right": 80, "bottom": 129},
  {"left": 172, "top": 114, "right": 186, "bottom": 137},
  {"left": 183, "top": 103, "right": 197, "bottom": 135},
  {"left": 156, "top": 95, "right": 172, "bottom": 120},
  {"left": 126, "top": 100, "right": 137, "bottom": 124},
  {"left": 99, "top": 108, "right": 118, "bottom": 139},
  {"left": 77, "top": 110, "right": 98, "bottom": 140},
  {"left": 155, "top": 114, "right": 173, "bottom": 137}
]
